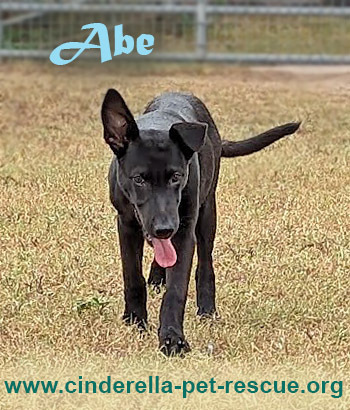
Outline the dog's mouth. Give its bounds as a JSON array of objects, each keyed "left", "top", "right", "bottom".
[
  {"left": 145, "top": 233, "right": 177, "bottom": 269},
  {"left": 135, "top": 206, "right": 177, "bottom": 269}
]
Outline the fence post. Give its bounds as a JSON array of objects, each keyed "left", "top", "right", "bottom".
[
  {"left": 196, "top": 0, "right": 207, "bottom": 61},
  {"left": 0, "top": 10, "right": 3, "bottom": 62}
]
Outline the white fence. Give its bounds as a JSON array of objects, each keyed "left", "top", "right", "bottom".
[{"left": 1, "top": 1, "right": 350, "bottom": 63}]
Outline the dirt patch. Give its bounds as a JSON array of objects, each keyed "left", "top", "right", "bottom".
[{"left": 250, "top": 65, "right": 350, "bottom": 91}]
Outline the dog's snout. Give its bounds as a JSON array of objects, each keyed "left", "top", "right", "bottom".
[{"left": 154, "top": 227, "right": 174, "bottom": 239}]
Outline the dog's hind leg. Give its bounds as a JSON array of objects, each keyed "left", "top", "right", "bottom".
[
  {"left": 148, "top": 261, "right": 166, "bottom": 293},
  {"left": 195, "top": 193, "right": 217, "bottom": 317}
]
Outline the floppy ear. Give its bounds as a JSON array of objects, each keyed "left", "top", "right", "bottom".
[
  {"left": 169, "top": 122, "right": 207, "bottom": 159},
  {"left": 101, "top": 88, "right": 138, "bottom": 157}
]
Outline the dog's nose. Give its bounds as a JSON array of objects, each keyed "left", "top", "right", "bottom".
[{"left": 154, "top": 228, "right": 174, "bottom": 239}]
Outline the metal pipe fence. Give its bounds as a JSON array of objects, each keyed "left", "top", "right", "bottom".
[{"left": 0, "top": 1, "right": 350, "bottom": 64}]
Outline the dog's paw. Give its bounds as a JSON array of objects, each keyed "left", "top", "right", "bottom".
[
  {"left": 197, "top": 306, "right": 217, "bottom": 319},
  {"left": 148, "top": 264, "right": 166, "bottom": 293},
  {"left": 148, "top": 280, "right": 165, "bottom": 294},
  {"left": 122, "top": 311, "right": 147, "bottom": 331},
  {"left": 159, "top": 328, "right": 191, "bottom": 357}
]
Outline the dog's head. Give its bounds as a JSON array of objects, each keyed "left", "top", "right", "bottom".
[{"left": 101, "top": 89, "right": 207, "bottom": 267}]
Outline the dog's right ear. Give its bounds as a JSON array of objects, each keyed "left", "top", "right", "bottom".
[{"left": 101, "top": 89, "right": 138, "bottom": 157}]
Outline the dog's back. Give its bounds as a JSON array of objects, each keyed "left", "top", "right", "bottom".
[{"left": 140, "top": 92, "right": 223, "bottom": 204}]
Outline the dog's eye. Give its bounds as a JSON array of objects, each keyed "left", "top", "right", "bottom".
[
  {"left": 170, "top": 172, "right": 182, "bottom": 184},
  {"left": 132, "top": 175, "right": 145, "bottom": 186}
]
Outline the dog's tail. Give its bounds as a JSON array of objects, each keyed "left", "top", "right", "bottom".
[{"left": 221, "top": 122, "right": 301, "bottom": 158}]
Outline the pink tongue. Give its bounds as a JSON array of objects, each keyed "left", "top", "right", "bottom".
[{"left": 152, "top": 238, "right": 177, "bottom": 268}]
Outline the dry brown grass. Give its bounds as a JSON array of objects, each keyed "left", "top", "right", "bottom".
[{"left": 0, "top": 62, "right": 349, "bottom": 409}]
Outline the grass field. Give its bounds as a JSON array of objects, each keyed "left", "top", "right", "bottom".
[{"left": 0, "top": 62, "right": 349, "bottom": 409}]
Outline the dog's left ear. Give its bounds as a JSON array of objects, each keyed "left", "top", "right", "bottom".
[
  {"left": 101, "top": 88, "right": 139, "bottom": 157},
  {"left": 170, "top": 122, "right": 207, "bottom": 159}
]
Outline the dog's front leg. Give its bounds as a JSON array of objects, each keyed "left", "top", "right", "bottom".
[
  {"left": 158, "top": 228, "right": 195, "bottom": 356},
  {"left": 118, "top": 216, "right": 147, "bottom": 329}
]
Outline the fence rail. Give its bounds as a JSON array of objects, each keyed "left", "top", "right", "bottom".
[
  {"left": 3, "top": 3, "right": 350, "bottom": 16},
  {"left": 1, "top": 1, "right": 350, "bottom": 64}
]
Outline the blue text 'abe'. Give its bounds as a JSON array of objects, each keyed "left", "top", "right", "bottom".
[{"left": 50, "top": 23, "right": 155, "bottom": 66}]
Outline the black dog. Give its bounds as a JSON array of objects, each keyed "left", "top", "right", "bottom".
[{"left": 101, "top": 90, "right": 300, "bottom": 356}]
